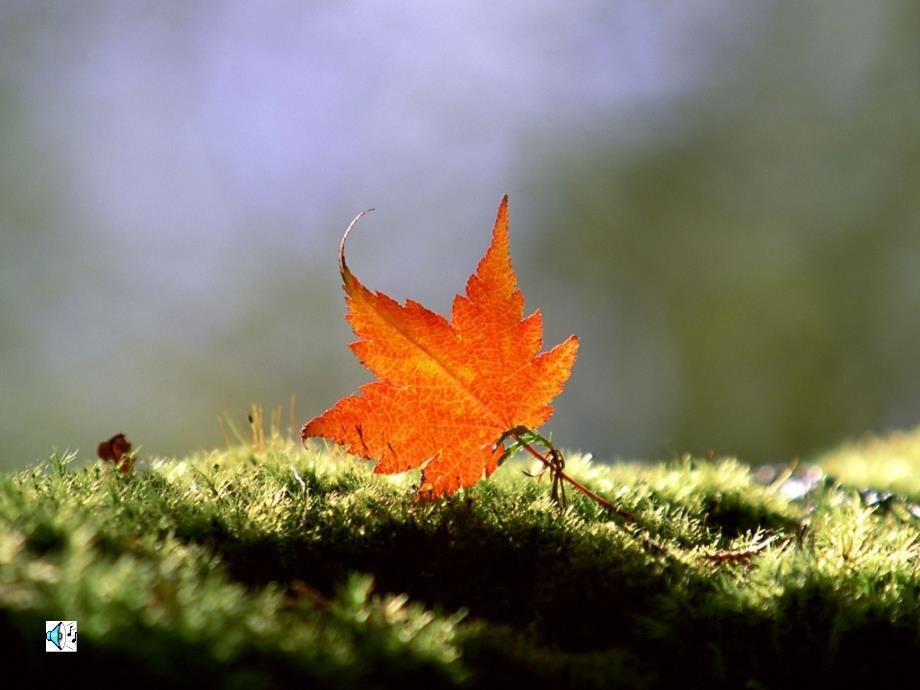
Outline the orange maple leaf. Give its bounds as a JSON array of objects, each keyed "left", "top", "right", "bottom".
[{"left": 302, "top": 196, "right": 579, "bottom": 497}]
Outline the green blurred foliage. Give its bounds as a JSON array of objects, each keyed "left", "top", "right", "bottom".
[{"left": 530, "top": 0, "right": 920, "bottom": 461}]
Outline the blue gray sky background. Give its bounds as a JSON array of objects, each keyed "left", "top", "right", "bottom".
[{"left": 2, "top": 1, "right": 918, "bottom": 470}]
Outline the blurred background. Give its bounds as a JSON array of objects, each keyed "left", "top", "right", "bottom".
[{"left": 2, "top": 0, "right": 919, "bottom": 472}]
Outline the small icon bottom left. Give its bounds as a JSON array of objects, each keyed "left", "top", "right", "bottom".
[{"left": 45, "top": 621, "right": 77, "bottom": 652}]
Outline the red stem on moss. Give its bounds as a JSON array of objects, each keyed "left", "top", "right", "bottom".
[
  {"left": 510, "top": 432, "right": 635, "bottom": 521},
  {"left": 505, "top": 429, "right": 779, "bottom": 567}
]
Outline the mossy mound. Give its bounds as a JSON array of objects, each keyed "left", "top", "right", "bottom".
[{"left": 3, "top": 425, "right": 920, "bottom": 688}]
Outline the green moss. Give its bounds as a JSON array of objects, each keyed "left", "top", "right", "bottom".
[
  {"left": 2, "top": 429, "right": 920, "bottom": 688},
  {"left": 817, "top": 424, "right": 920, "bottom": 499}
]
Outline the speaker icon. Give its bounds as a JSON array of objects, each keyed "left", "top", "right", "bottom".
[{"left": 46, "top": 621, "right": 64, "bottom": 650}]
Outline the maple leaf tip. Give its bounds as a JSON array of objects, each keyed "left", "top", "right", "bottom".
[
  {"left": 496, "top": 195, "right": 509, "bottom": 224},
  {"left": 338, "top": 208, "right": 376, "bottom": 279}
]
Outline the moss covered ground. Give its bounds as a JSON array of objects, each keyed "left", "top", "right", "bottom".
[{"left": 3, "top": 421, "right": 920, "bottom": 688}]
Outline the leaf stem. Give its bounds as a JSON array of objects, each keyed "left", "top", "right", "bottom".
[
  {"left": 499, "top": 426, "right": 781, "bottom": 567},
  {"left": 508, "top": 430, "right": 635, "bottom": 521}
]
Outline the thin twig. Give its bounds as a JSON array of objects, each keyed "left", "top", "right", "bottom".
[
  {"left": 291, "top": 465, "right": 307, "bottom": 494},
  {"left": 284, "top": 579, "right": 332, "bottom": 611},
  {"left": 498, "top": 426, "right": 783, "bottom": 566},
  {"left": 509, "top": 430, "right": 635, "bottom": 521}
]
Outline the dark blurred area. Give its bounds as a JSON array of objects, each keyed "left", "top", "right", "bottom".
[{"left": 1, "top": 1, "right": 918, "bottom": 470}]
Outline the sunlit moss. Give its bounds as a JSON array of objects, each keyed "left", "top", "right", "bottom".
[
  {"left": 818, "top": 424, "right": 920, "bottom": 499},
  {"left": 1, "top": 434, "right": 920, "bottom": 687}
]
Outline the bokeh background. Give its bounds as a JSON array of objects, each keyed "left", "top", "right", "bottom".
[{"left": 2, "top": 1, "right": 919, "bottom": 471}]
